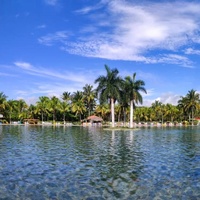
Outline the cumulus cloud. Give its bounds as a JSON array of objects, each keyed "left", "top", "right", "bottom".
[
  {"left": 39, "top": 1, "right": 200, "bottom": 66},
  {"left": 143, "top": 92, "right": 181, "bottom": 107},
  {"left": 156, "top": 93, "right": 180, "bottom": 105}
]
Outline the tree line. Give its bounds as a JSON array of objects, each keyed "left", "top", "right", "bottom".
[{"left": 0, "top": 65, "right": 200, "bottom": 127}]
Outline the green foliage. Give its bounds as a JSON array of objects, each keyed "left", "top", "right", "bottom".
[{"left": 0, "top": 67, "right": 200, "bottom": 125}]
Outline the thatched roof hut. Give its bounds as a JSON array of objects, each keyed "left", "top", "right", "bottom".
[
  {"left": 87, "top": 115, "right": 103, "bottom": 122},
  {"left": 24, "top": 119, "right": 39, "bottom": 124}
]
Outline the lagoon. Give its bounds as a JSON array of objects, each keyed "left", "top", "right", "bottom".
[{"left": 0, "top": 125, "right": 200, "bottom": 199}]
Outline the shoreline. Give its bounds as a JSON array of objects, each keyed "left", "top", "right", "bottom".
[{"left": 0, "top": 123, "right": 199, "bottom": 128}]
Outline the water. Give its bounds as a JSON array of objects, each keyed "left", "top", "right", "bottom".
[{"left": 0, "top": 125, "right": 200, "bottom": 199}]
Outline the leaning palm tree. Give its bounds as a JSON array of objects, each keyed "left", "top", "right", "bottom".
[
  {"left": 95, "top": 65, "right": 123, "bottom": 127},
  {"left": 124, "top": 73, "right": 147, "bottom": 128}
]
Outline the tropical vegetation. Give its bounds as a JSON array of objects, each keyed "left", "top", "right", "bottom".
[{"left": 0, "top": 66, "right": 200, "bottom": 127}]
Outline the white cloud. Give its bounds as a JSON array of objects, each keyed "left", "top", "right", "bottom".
[
  {"left": 156, "top": 92, "right": 180, "bottom": 105},
  {"left": 143, "top": 92, "right": 181, "bottom": 107},
  {"left": 15, "top": 62, "right": 33, "bottom": 70},
  {"left": 14, "top": 61, "right": 91, "bottom": 83},
  {"left": 184, "top": 48, "right": 200, "bottom": 55},
  {"left": 38, "top": 31, "right": 69, "bottom": 46},
  {"left": 15, "top": 81, "right": 92, "bottom": 102},
  {"left": 13, "top": 62, "right": 100, "bottom": 100},
  {"left": 39, "top": 0, "right": 200, "bottom": 66},
  {"left": 156, "top": 54, "right": 193, "bottom": 68},
  {"left": 75, "top": 0, "right": 109, "bottom": 14}
]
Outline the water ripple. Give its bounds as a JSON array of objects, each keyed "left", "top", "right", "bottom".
[{"left": 0, "top": 126, "right": 200, "bottom": 199}]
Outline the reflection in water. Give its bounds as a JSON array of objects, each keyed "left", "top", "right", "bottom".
[
  {"left": 0, "top": 125, "right": 199, "bottom": 199},
  {"left": 130, "top": 130, "right": 134, "bottom": 142}
]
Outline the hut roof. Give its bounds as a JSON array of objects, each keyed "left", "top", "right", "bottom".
[{"left": 87, "top": 115, "right": 103, "bottom": 122}]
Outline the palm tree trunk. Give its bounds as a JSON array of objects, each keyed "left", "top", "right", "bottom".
[
  {"left": 9, "top": 113, "right": 11, "bottom": 124},
  {"left": 111, "top": 98, "right": 115, "bottom": 127},
  {"left": 63, "top": 113, "right": 66, "bottom": 124},
  {"left": 123, "top": 107, "right": 127, "bottom": 126},
  {"left": 192, "top": 107, "right": 194, "bottom": 126},
  {"left": 130, "top": 100, "right": 134, "bottom": 128}
]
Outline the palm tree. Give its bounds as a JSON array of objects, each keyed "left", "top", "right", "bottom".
[
  {"left": 71, "top": 91, "right": 86, "bottom": 121},
  {"left": 186, "top": 89, "right": 200, "bottom": 125},
  {"left": 95, "top": 65, "right": 123, "bottom": 127},
  {"left": 0, "top": 92, "right": 7, "bottom": 116},
  {"left": 6, "top": 100, "right": 18, "bottom": 123},
  {"left": 48, "top": 96, "right": 61, "bottom": 123},
  {"left": 83, "top": 84, "right": 96, "bottom": 116},
  {"left": 178, "top": 89, "right": 200, "bottom": 125},
  {"left": 62, "top": 92, "right": 71, "bottom": 103},
  {"left": 151, "top": 100, "right": 163, "bottom": 122},
  {"left": 17, "top": 99, "right": 28, "bottom": 121},
  {"left": 61, "top": 92, "right": 72, "bottom": 123},
  {"left": 124, "top": 73, "right": 147, "bottom": 128},
  {"left": 164, "top": 104, "right": 179, "bottom": 122},
  {"left": 118, "top": 89, "right": 129, "bottom": 125},
  {"left": 27, "top": 104, "right": 37, "bottom": 119},
  {"left": 95, "top": 104, "right": 110, "bottom": 122},
  {"left": 36, "top": 96, "right": 50, "bottom": 123},
  {"left": 60, "top": 101, "right": 70, "bottom": 124}
]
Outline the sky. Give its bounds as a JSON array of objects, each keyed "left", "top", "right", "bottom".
[{"left": 1, "top": 0, "right": 200, "bottom": 106}]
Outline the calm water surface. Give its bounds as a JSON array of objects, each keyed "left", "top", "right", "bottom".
[{"left": 0, "top": 125, "right": 200, "bottom": 199}]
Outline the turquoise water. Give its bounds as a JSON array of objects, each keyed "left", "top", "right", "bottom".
[{"left": 0, "top": 125, "right": 200, "bottom": 199}]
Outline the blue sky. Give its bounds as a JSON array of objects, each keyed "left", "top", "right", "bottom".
[{"left": 1, "top": 0, "right": 200, "bottom": 106}]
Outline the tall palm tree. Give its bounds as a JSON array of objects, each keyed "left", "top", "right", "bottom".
[
  {"left": 124, "top": 73, "right": 147, "bottom": 128},
  {"left": 95, "top": 65, "right": 123, "bottom": 127}
]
